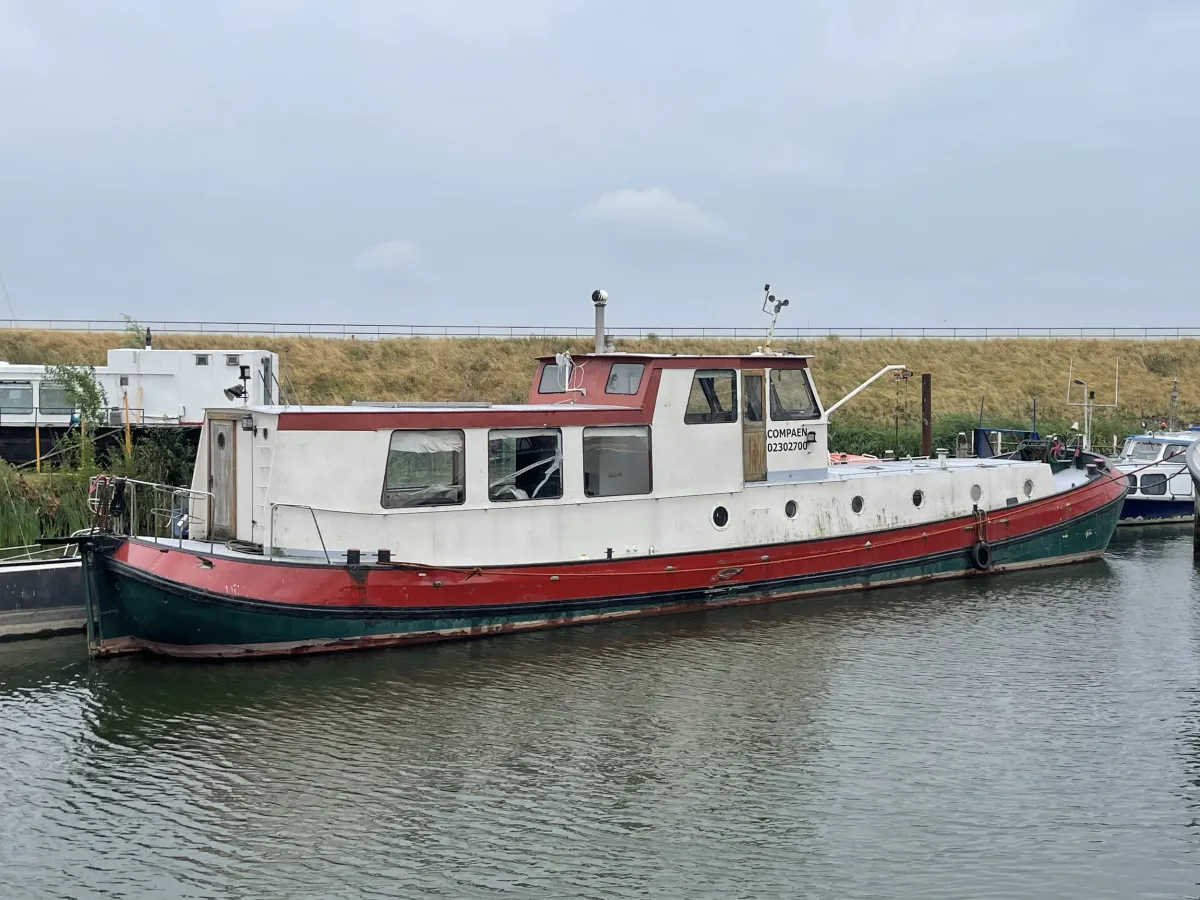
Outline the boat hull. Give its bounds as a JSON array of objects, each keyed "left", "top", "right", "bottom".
[
  {"left": 1117, "top": 496, "right": 1194, "bottom": 525},
  {"left": 81, "top": 474, "right": 1127, "bottom": 660}
]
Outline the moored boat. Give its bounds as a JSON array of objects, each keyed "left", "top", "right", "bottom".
[
  {"left": 0, "top": 539, "right": 85, "bottom": 640},
  {"left": 73, "top": 294, "right": 1129, "bottom": 660},
  {"left": 1110, "top": 429, "right": 1198, "bottom": 525}
]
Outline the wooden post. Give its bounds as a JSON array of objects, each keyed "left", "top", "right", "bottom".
[
  {"left": 34, "top": 426, "right": 41, "bottom": 473},
  {"left": 921, "top": 373, "right": 932, "bottom": 458}
]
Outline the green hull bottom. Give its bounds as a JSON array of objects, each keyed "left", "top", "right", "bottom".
[{"left": 86, "top": 499, "right": 1123, "bottom": 659}]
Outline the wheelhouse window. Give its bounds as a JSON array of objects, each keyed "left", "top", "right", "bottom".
[
  {"left": 538, "top": 364, "right": 567, "bottom": 394},
  {"left": 684, "top": 370, "right": 737, "bottom": 424},
  {"left": 1164, "top": 443, "right": 1190, "bottom": 461},
  {"left": 39, "top": 382, "right": 74, "bottom": 415},
  {"left": 1140, "top": 473, "right": 1167, "bottom": 496},
  {"left": 488, "top": 429, "right": 562, "bottom": 502},
  {"left": 605, "top": 363, "right": 645, "bottom": 395},
  {"left": 381, "top": 430, "right": 465, "bottom": 509},
  {"left": 768, "top": 369, "right": 820, "bottom": 420},
  {"left": 1120, "top": 440, "right": 1160, "bottom": 462},
  {"left": 584, "top": 426, "right": 651, "bottom": 497},
  {"left": 0, "top": 381, "right": 33, "bottom": 415}
]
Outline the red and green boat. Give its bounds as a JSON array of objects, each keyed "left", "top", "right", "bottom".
[{"left": 75, "top": 300, "right": 1128, "bottom": 660}]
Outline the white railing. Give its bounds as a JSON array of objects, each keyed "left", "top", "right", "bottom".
[
  {"left": 4, "top": 319, "right": 1200, "bottom": 341},
  {"left": 88, "top": 475, "right": 215, "bottom": 549}
]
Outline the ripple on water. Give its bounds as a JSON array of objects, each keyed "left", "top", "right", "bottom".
[{"left": 2, "top": 530, "right": 1200, "bottom": 898}]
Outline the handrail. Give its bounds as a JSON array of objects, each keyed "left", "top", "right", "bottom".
[
  {"left": 89, "top": 475, "right": 215, "bottom": 551},
  {"left": 269, "top": 503, "right": 332, "bottom": 564}
]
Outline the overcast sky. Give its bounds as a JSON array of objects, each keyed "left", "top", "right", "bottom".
[{"left": 1, "top": 0, "right": 1198, "bottom": 329}]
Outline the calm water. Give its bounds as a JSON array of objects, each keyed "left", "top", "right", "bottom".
[{"left": 2, "top": 530, "right": 1200, "bottom": 899}]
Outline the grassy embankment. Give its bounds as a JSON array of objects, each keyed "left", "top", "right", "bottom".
[{"left": 2, "top": 330, "right": 1198, "bottom": 542}]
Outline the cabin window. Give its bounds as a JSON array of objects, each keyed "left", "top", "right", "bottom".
[
  {"left": 0, "top": 381, "right": 33, "bottom": 415},
  {"left": 1171, "top": 474, "right": 1193, "bottom": 497},
  {"left": 1120, "top": 440, "right": 1159, "bottom": 462},
  {"left": 768, "top": 369, "right": 820, "bottom": 421},
  {"left": 488, "top": 429, "right": 563, "bottom": 502},
  {"left": 538, "top": 364, "right": 567, "bottom": 394},
  {"left": 1140, "top": 473, "right": 1167, "bottom": 496},
  {"left": 195, "top": 354, "right": 210, "bottom": 366},
  {"left": 1164, "top": 444, "right": 1189, "bottom": 460},
  {"left": 381, "top": 430, "right": 465, "bottom": 509},
  {"left": 605, "top": 363, "right": 645, "bottom": 395},
  {"left": 38, "top": 382, "right": 74, "bottom": 415},
  {"left": 583, "top": 426, "right": 651, "bottom": 497},
  {"left": 684, "top": 370, "right": 737, "bottom": 424}
]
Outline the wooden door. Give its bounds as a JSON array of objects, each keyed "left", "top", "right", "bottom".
[
  {"left": 742, "top": 370, "right": 767, "bottom": 482},
  {"left": 208, "top": 418, "right": 236, "bottom": 540}
]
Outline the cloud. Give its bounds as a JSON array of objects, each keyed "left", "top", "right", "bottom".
[
  {"left": 352, "top": 239, "right": 419, "bottom": 274},
  {"left": 579, "top": 188, "right": 729, "bottom": 241}
]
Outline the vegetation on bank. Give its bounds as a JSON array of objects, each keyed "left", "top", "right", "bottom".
[
  {"left": 0, "top": 429, "right": 197, "bottom": 546},
  {"left": 0, "top": 329, "right": 1196, "bottom": 542}
]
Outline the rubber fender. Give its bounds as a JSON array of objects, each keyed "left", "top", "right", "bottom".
[{"left": 969, "top": 540, "right": 993, "bottom": 571}]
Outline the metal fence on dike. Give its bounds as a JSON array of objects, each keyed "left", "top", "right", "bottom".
[{"left": 3, "top": 319, "right": 1200, "bottom": 341}]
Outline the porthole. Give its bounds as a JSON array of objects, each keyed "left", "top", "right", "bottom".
[
  {"left": 912, "top": 490, "right": 924, "bottom": 507},
  {"left": 851, "top": 495, "right": 864, "bottom": 514},
  {"left": 970, "top": 484, "right": 983, "bottom": 502},
  {"left": 216, "top": 432, "right": 226, "bottom": 450},
  {"left": 785, "top": 500, "right": 798, "bottom": 518},
  {"left": 1023, "top": 478, "right": 1034, "bottom": 498},
  {"left": 712, "top": 506, "right": 729, "bottom": 528}
]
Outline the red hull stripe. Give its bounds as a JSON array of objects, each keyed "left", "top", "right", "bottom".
[{"left": 113, "top": 474, "right": 1126, "bottom": 612}]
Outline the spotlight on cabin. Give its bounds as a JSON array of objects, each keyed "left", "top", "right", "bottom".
[{"left": 223, "top": 384, "right": 246, "bottom": 401}]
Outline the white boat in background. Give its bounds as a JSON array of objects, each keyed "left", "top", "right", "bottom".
[
  {"left": 0, "top": 331, "right": 279, "bottom": 465},
  {"left": 1111, "top": 429, "right": 1199, "bottom": 525}
]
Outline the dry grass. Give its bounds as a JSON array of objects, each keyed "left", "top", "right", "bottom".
[{"left": 2, "top": 331, "right": 1198, "bottom": 425}]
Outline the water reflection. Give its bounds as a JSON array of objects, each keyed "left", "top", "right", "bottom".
[{"left": 2, "top": 533, "right": 1199, "bottom": 899}]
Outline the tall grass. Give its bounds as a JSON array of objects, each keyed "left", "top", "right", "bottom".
[{"left": 0, "top": 463, "right": 93, "bottom": 546}]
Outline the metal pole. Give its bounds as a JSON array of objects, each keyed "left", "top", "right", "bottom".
[
  {"left": 921, "top": 374, "right": 932, "bottom": 458},
  {"left": 123, "top": 393, "right": 132, "bottom": 458}
]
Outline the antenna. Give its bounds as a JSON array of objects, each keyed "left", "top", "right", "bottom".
[
  {"left": 1065, "top": 358, "right": 1119, "bottom": 452},
  {"left": 760, "top": 283, "right": 790, "bottom": 354}
]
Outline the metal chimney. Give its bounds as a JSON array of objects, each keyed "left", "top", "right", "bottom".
[{"left": 591, "top": 289, "right": 608, "bottom": 354}]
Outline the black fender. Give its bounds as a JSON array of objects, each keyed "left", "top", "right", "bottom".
[{"left": 969, "top": 540, "right": 993, "bottom": 571}]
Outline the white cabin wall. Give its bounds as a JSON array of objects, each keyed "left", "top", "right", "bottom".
[
  {"left": 266, "top": 453, "right": 1062, "bottom": 566},
  {"left": 650, "top": 369, "right": 743, "bottom": 497},
  {"left": 104, "top": 349, "right": 279, "bottom": 424}
]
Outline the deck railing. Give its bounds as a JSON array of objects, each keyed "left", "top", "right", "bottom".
[
  {"left": 88, "top": 476, "right": 214, "bottom": 550},
  {"left": 4, "top": 319, "right": 1200, "bottom": 341}
]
